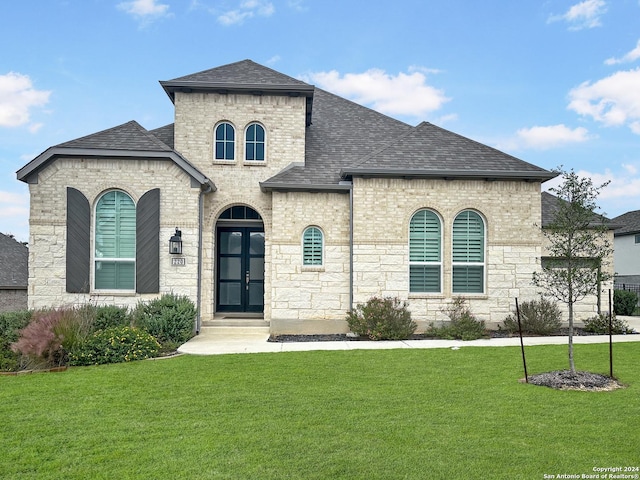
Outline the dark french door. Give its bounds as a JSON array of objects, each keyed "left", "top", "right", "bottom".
[{"left": 216, "top": 226, "right": 265, "bottom": 313}]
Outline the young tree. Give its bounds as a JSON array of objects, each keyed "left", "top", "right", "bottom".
[{"left": 533, "top": 169, "right": 613, "bottom": 374}]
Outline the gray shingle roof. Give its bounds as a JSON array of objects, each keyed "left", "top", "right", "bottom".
[
  {"left": 541, "top": 191, "right": 614, "bottom": 229},
  {"left": 611, "top": 209, "right": 640, "bottom": 236},
  {"left": 58, "top": 120, "right": 174, "bottom": 152},
  {"left": 17, "top": 121, "right": 214, "bottom": 190},
  {"left": 0, "top": 233, "right": 28, "bottom": 289}
]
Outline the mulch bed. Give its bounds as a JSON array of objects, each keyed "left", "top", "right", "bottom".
[{"left": 526, "top": 370, "right": 625, "bottom": 391}]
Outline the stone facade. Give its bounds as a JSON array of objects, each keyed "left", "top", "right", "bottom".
[{"left": 23, "top": 60, "right": 608, "bottom": 335}]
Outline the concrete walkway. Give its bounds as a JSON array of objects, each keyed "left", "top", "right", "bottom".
[{"left": 178, "top": 316, "right": 640, "bottom": 355}]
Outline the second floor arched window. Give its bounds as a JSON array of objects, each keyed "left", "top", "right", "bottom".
[
  {"left": 245, "top": 123, "right": 265, "bottom": 161},
  {"left": 215, "top": 122, "right": 235, "bottom": 160}
]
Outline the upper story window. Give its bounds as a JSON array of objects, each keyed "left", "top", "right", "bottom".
[
  {"left": 94, "top": 190, "right": 136, "bottom": 290},
  {"left": 409, "top": 209, "right": 442, "bottom": 293},
  {"left": 215, "top": 122, "right": 235, "bottom": 160},
  {"left": 635, "top": 234, "right": 640, "bottom": 244},
  {"left": 245, "top": 123, "right": 265, "bottom": 161},
  {"left": 452, "top": 210, "right": 485, "bottom": 294},
  {"left": 302, "top": 226, "right": 323, "bottom": 266}
]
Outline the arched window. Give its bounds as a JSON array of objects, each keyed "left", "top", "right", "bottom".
[
  {"left": 302, "top": 226, "right": 323, "bottom": 266},
  {"left": 245, "top": 123, "right": 265, "bottom": 161},
  {"left": 452, "top": 210, "right": 485, "bottom": 293},
  {"left": 94, "top": 190, "right": 136, "bottom": 290},
  {"left": 409, "top": 209, "right": 442, "bottom": 293},
  {"left": 215, "top": 122, "right": 235, "bottom": 160}
]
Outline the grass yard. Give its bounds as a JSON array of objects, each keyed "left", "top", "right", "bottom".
[{"left": 1, "top": 343, "right": 638, "bottom": 479}]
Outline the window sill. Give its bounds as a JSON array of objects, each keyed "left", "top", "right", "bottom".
[
  {"left": 301, "top": 265, "right": 325, "bottom": 273},
  {"left": 213, "top": 159, "right": 236, "bottom": 165},
  {"left": 243, "top": 161, "right": 267, "bottom": 166},
  {"left": 91, "top": 291, "right": 137, "bottom": 297},
  {"left": 408, "top": 293, "right": 445, "bottom": 299}
]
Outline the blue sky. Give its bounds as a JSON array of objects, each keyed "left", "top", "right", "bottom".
[{"left": 2, "top": 0, "right": 640, "bottom": 242}]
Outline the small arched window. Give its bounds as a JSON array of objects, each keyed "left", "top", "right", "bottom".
[
  {"left": 452, "top": 210, "right": 485, "bottom": 293},
  {"left": 302, "top": 226, "right": 323, "bottom": 266},
  {"left": 94, "top": 190, "right": 136, "bottom": 290},
  {"left": 409, "top": 209, "right": 442, "bottom": 293},
  {"left": 215, "top": 122, "right": 235, "bottom": 160},
  {"left": 245, "top": 123, "right": 265, "bottom": 161}
]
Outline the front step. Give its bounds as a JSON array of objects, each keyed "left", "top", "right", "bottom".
[{"left": 200, "top": 317, "right": 270, "bottom": 336}]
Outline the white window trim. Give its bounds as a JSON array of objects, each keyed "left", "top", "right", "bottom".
[
  {"left": 243, "top": 122, "right": 267, "bottom": 165},
  {"left": 408, "top": 209, "right": 443, "bottom": 294},
  {"left": 301, "top": 226, "right": 324, "bottom": 269},
  {"left": 451, "top": 210, "right": 487, "bottom": 295},
  {"left": 213, "top": 121, "right": 237, "bottom": 163}
]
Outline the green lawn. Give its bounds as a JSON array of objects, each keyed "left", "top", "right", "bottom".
[{"left": 1, "top": 343, "right": 638, "bottom": 479}]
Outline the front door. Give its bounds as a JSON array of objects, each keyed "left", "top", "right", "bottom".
[{"left": 216, "top": 226, "right": 265, "bottom": 313}]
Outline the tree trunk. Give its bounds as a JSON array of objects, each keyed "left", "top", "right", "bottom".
[{"left": 568, "top": 300, "right": 576, "bottom": 374}]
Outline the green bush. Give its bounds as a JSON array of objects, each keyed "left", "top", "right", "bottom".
[
  {"left": 428, "top": 297, "right": 486, "bottom": 341},
  {"left": 583, "top": 314, "right": 633, "bottom": 335},
  {"left": 501, "top": 296, "right": 562, "bottom": 336},
  {"left": 346, "top": 296, "right": 417, "bottom": 340},
  {"left": 69, "top": 326, "right": 160, "bottom": 366},
  {"left": 613, "top": 289, "right": 638, "bottom": 316},
  {"left": 0, "top": 310, "right": 32, "bottom": 371},
  {"left": 94, "top": 305, "right": 131, "bottom": 331},
  {"left": 132, "top": 293, "right": 196, "bottom": 346}
]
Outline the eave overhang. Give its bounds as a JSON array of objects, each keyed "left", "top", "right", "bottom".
[
  {"left": 259, "top": 182, "right": 352, "bottom": 193},
  {"left": 16, "top": 147, "right": 216, "bottom": 191},
  {"left": 340, "top": 168, "right": 559, "bottom": 182}
]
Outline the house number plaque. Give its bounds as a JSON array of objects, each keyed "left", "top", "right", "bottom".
[{"left": 171, "top": 257, "right": 186, "bottom": 266}]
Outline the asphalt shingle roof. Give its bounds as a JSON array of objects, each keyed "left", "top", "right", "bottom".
[
  {"left": 0, "top": 233, "right": 28, "bottom": 288},
  {"left": 57, "top": 120, "right": 174, "bottom": 152},
  {"left": 611, "top": 210, "right": 640, "bottom": 236},
  {"left": 541, "top": 191, "right": 613, "bottom": 228}
]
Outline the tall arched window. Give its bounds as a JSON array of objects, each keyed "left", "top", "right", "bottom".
[
  {"left": 409, "top": 209, "right": 442, "bottom": 293},
  {"left": 302, "top": 226, "right": 323, "bottom": 266},
  {"left": 452, "top": 210, "right": 485, "bottom": 293},
  {"left": 245, "top": 123, "right": 265, "bottom": 161},
  {"left": 94, "top": 190, "right": 136, "bottom": 290},
  {"left": 215, "top": 122, "right": 235, "bottom": 160}
]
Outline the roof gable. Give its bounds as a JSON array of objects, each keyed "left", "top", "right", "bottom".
[{"left": 17, "top": 121, "right": 214, "bottom": 190}]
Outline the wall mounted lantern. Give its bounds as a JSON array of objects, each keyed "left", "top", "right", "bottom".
[{"left": 169, "top": 228, "right": 183, "bottom": 255}]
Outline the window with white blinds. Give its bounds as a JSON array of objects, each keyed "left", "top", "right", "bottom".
[
  {"left": 409, "top": 209, "right": 442, "bottom": 293},
  {"left": 94, "top": 190, "right": 136, "bottom": 290},
  {"left": 452, "top": 210, "right": 485, "bottom": 293},
  {"left": 302, "top": 226, "right": 323, "bottom": 266}
]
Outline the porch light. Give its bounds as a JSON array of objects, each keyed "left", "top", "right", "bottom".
[{"left": 169, "top": 228, "right": 182, "bottom": 255}]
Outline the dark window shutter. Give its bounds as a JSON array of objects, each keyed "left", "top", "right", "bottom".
[
  {"left": 66, "top": 187, "right": 90, "bottom": 293},
  {"left": 136, "top": 188, "right": 160, "bottom": 293}
]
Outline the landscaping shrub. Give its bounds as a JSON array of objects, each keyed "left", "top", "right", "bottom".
[
  {"left": 69, "top": 326, "right": 159, "bottom": 366},
  {"left": 0, "top": 310, "right": 32, "bottom": 371},
  {"left": 428, "top": 297, "right": 486, "bottom": 340},
  {"left": 11, "top": 309, "right": 69, "bottom": 368},
  {"left": 346, "top": 296, "right": 416, "bottom": 340},
  {"left": 501, "top": 296, "right": 562, "bottom": 336},
  {"left": 613, "top": 289, "right": 638, "bottom": 316},
  {"left": 132, "top": 293, "right": 196, "bottom": 346},
  {"left": 583, "top": 313, "right": 633, "bottom": 335},
  {"left": 94, "top": 305, "right": 131, "bottom": 331}
]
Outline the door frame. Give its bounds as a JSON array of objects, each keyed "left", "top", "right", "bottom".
[{"left": 215, "top": 219, "right": 265, "bottom": 314}]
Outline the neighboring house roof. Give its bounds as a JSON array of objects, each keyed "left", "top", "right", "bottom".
[
  {"left": 611, "top": 209, "right": 640, "bottom": 236},
  {"left": 16, "top": 121, "right": 215, "bottom": 191},
  {"left": 541, "top": 191, "right": 615, "bottom": 229},
  {"left": 0, "top": 233, "right": 28, "bottom": 289}
]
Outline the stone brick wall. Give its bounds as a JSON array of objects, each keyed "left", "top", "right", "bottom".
[
  {"left": 0, "top": 289, "right": 28, "bottom": 313},
  {"left": 351, "top": 177, "right": 546, "bottom": 330},
  {"left": 27, "top": 157, "right": 201, "bottom": 311},
  {"left": 173, "top": 92, "right": 307, "bottom": 322}
]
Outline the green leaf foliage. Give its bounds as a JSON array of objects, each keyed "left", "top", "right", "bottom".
[{"left": 346, "top": 296, "right": 417, "bottom": 340}]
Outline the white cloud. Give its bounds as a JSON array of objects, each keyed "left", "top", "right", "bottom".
[
  {"left": 0, "top": 190, "right": 29, "bottom": 242},
  {"left": 568, "top": 68, "right": 640, "bottom": 133},
  {"left": 0, "top": 72, "right": 50, "bottom": 129},
  {"left": 302, "top": 67, "right": 449, "bottom": 119},
  {"left": 548, "top": 0, "right": 607, "bottom": 30},
  {"left": 605, "top": 39, "right": 640, "bottom": 65},
  {"left": 218, "top": 0, "right": 274, "bottom": 25},
  {"left": 498, "top": 124, "right": 591, "bottom": 151},
  {"left": 117, "top": 0, "right": 171, "bottom": 24}
]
